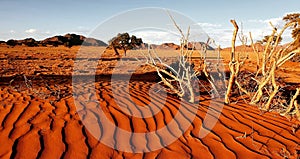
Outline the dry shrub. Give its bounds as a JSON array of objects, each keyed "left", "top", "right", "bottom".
[
  {"left": 143, "top": 13, "right": 224, "bottom": 103},
  {"left": 225, "top": 18, "right": 300, "bottom": 120},
  {"left": 9, "top": 74, "right": 71, "bottom": 103}
]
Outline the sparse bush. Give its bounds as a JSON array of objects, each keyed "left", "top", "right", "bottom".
[
  {"left": 283, "top": 13, "right": 300, "bottom": 40},
  {"left": 108, "top": 33, "right": 143, "bottom": 56}
]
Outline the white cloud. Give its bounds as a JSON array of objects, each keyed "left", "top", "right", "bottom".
[
  {"left": 10, "top": 30, "right": 15, "bottom": 34},
  {"left": 195, "top": 22, "right": 233, "bottom": 47},
  {"left": 246, "top": 15, "right": 294, "bottom": 44},
  {"left": 198, "top": 14, "right": 295, "bottom": 47},
  {"left": 196, "top": 22, "right": 231, "bottom": 47},
  {"left": 204, "top": 28, "right": 233, "bottom": 47},
  {"left": 73, "top": 26, "right": 90, "bottom": 35},
  {"left": 248, "top": 19, "right": 265, "bottom": 23},
  {"left": 267, "top": 17, "right": 284, "bottom": 27},
  {"left": 197, "top": 22, "right": 222, "bottom": 28},
  {"left": 248, "top": 17, "right": 284, "bottom": 27},
  {"left": 25, "top": 29, "right": 37, "bottom": 33},
  {"left": 126, "top": 23, "right": 230, "bottom": 47},
  {"left": 130, "top": 30, "right": 180, "bottom": 44}
]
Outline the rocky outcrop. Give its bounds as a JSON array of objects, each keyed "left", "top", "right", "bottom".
[
  {"left": 41, "top": 34, "right": 107, "bottom": 47},
  {"left": 19, "top": 38, "right": 38, "bottom": 47},
  {"left": 5, "top": 34, "right": 107, "bottom": 47},
  {"left": 161, "top": 43, "right": 180, "bottom": 50}
]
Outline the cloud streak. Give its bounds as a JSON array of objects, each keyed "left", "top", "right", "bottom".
[
  {"left": 197, "top": 22, "right": 222, "bottom": 28},
  {"left": 196, "top": 14, "right": 294, "bottom": 47},
  {"left": 25, "top": 29, "right": 37, "bottom": 33},
  {"left": 130, "top": 30, "right": 180, "bottom": 44}
]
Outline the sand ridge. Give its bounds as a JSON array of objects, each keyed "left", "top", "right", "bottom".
[{"left": 0, "top": 79, "right": 299, "bottom": 158}]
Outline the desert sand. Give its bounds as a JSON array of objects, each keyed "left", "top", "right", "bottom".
[{"left": 0, "top": 45, "right": 299, "bottom": 159}]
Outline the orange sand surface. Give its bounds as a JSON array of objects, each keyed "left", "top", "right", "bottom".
[{"left": 0, "top": 46, "right": 299, "bottom": 158}]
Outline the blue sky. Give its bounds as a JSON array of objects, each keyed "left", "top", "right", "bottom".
[{"left": 0, "top": 0, "right": 299, "bottom": 47}]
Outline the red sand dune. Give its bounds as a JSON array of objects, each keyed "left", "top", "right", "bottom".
[{"left": 0, "top": 79, "right": 299, "bottom": 159}]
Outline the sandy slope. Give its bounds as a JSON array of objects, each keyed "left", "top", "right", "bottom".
[{"left": 0, "top": 79, "right": 299, "bottom": 159}]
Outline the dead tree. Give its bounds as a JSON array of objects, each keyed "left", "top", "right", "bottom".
[
  {"left": 249, "top": 22, "right": 300, "bottom": 110},
  {"left": 143, "top": 14, "right": 220, "bottom": 103},
  {"left": 225, "top": 20, "right": 239, "bottom": 104},
  {"left": 225, "top": 18, "right": 300, "bottom": 119},
  {"left": 225, "top": 20, "right": 249, "bottom": 104}
]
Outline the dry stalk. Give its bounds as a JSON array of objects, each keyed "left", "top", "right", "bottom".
[
  {"left": 277, "top": 49, "right": 300, "bottom": 67},
  {"left": 144, "top": 13, "right": 196, "bottom": 102},
  {"left": 250, "top": 23, "right": 299, "bottom": 109},
  {"left": 146, "top": 47, "right": 196, "bottom": 102},
  {"left": 261, "top": 24, "right": 277, "bottom": 76},
  {"left": 249, "top": 32, "right": 260, "bottom": 71},
  {"left": 281, "top": 88, "right": 300, "bottom": 116},
  {"left": 200, "top": 39, "right": 220, "bottom": 97},
  {"left": 293, "top": 101, "right": 300, "bottom": 120},
  {"left": 250, "top": 60, "right": 276, "bottom": 106},
  {"left": 9, "top": 74, "right": 69, "bottom": 103},
  {"left": 225, "top": 19, "right": 239, "bottom": 104}
]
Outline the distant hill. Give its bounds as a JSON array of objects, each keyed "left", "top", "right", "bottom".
[
  {"left": 221, "top": 43, "right": 264, "bottom": 52},
  {"left": 4, "top": 34, "right": 107, "bottom": 47},
  {"left": 3, "top": 33, "right": 215, "bottom": 50},
  {"left": 220, "top": 42, "right": 299, "bottom": 52},
  {"left": 83, "top": 38, "right": 107, "bottom": 46},
  {"left": 146, "top": 43, "right": 180, "bottom": 50},
  {"left": 5, "top": 38, "right": 39, "bottom": 47}
]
